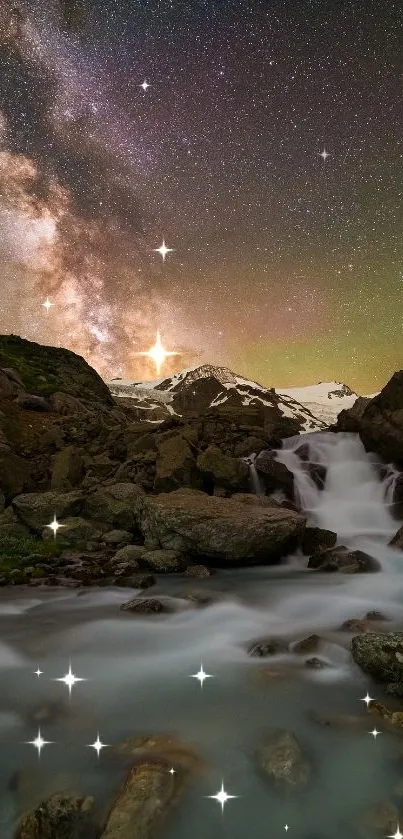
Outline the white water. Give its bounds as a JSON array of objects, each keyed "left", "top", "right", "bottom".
[{"left": 0, "top": 431, "right": 402, "bottom": 839}]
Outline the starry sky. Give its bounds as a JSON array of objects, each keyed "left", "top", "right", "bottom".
[{"left": 0, "top": 0, "right": 401, "bottom": 392}]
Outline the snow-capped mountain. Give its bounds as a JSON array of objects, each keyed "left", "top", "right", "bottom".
[
  {"left": 108, "top": 364, "right": 327, "bottom": 432},
  {"left": 276, "top": 381, "right": 359, "bottom": 425}
]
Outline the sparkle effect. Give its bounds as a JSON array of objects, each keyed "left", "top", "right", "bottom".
[
  {"left": 369, "top": 728, "right": 381, "bottom": 739},
  {"left": 190, "top": 662, "right": 214, "bottom": 689},
  {"left": 154, "top": 240, "right": 174, "bottom": 262},
  {"left": 361, "top": 692, "right": 374, "bottom": 707},
  {"left": 34, "top": 667, "right": 43, "bottom": 678},
  {"left": 140, "top": 80, "right": 150, "bottom": 91},
  {"left": 319, "top": 148, "right": 330, "bottom": 161},
  {"left": 55, "top": 663, "right": 87, "bottom": 696},
  {"left": 388, "top": 828, "right": 403, "bottom": 839},
  {"left": 87, "top": 734, "right": 109, "bottom": 757},
  {"left": 45, "top": 515, "right": 65, "bottom": 539},
  {"left": 25, "top": 728, "right": 53, "bottom": 758},
  {"left": 207, "top": 780, "right": 238, "bottom": 813},
  {"left": 137, "top": 331, "right": 179, "bottom": 376},
  {"left": 42, "top": 297, "right": 53, "bottom": 312}
]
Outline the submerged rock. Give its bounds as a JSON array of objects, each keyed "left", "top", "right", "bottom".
[
  {"left": 307, "top": 546, "right": 380, "bottom": 573},
  {"left": 357, "top": 799, "right": 400, "bottom": 838},
  {"left": 390, "top": 524, "right": 403, "bottom": 551},
  {"left": 292, "top": 634, "right": 321, "bottom": 654},
  {"left": 17, "top": 793, "right": 95, "bottom": 839},
  {"left": 247, "top": 638, "right": 289, "bottom": 657},
  {"left": 254, "top": 450, "right": 295, "bottom": 498},
  {"left": 256, "top": 729, "right": 310, "bottom": 792},
  {"left": 351, "top": 632, "right": 403, "bottom": 695},
  {"left": 140, "top": 549, "right": 186, "bottom": 572},
  {"left": 185, "top": 563, "right": 213, "bottom": 578},
  {"left": 368, "top": 699, "right": 403, "bottom": 730},
  {"left": 300, "top": 527, "right": 337, "bottom": 556},
  {"left": 120, "top": 597, "right": 168, "bottom": 613}
]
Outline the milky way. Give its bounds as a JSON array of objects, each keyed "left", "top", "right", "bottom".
[{"left": 0, "top": 0, "right": 401, "bottom": 389}]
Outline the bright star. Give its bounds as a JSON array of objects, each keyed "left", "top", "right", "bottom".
[
  {"left": 388, "top": 826, "right": 403, "bottom": 839},
  {"left": 141, "top": 80, "right": 150, "bottom": 91},
  {"left": 34, "top": 667, "right": 43, "bottom": 677},
  {"left": 45, "top": 514, "right": 65, "bottom": 539},
  {"left": 284, "top": 826, "right": 290, "bottom": 832},
  {"left": 55, "top": 662, "right": 87, "bottom": 696},
  {"left": 169, "top": 767, "right": 175, "bottom": 775},
  {"left": 136, "top": 331, "right": 179, "bottom": 376},
  {"left": 207, "top": 780, "right": 238, "bottom": 812},
  {"left": 319, "top": 148, "right": 330, "bottom": 161},
  {"left": 87, "top": 734, "right": 108, "bottom": 757},
  {"left": 191, "top": 661, "right": 214, "bottom": 688},
  {"left": 361, "top": 692, "right": 374, "bottom": 707},
  {"left": 25, "top": 728, "right": 53, "bottom": 757},
  {"left": 42, "top": 297, "right": 53, "bottom": 312},
  {"left": 154, "top": 239, "right": 174, "bottom": 261},
  {"left": 369, "top": 728, "right": 381, "bottom": 739}
]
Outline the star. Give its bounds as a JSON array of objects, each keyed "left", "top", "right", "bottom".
[
  {"left": 34, "top": 667, "right": 43, "bottom": 677},
  {"left": 42, "top": 297, "right": 54, "bottom": 312},
  {"left": 207, "top": 780, "right": 238, "bottom": 812},
  {"left": 45, "top": 514, "right": 65, "bottom": 539},
  {"left": 190, "top": 661, "right": 214, "bottom": 688},
  {"left": 319, "top": 148, "right": 330, "bottom": 161},
  {"left": 154, "top": 239, "right": 174, "bottom": 261},
  {"left": 369, "top": 728, "right": 381, "bottom": 739},
  {"left": 284, "top": 827, "right": 290, "bottom": 832},
  {"left": 25, "top": 728, "right": 53, "bottom": 757},
  {"left": 87, "top": 733, "right": 108, "bottom": 757},
  {"left": 55, "top": 662, "right": 87, "bottom": 696},
  {"left": 140, "top": 80, "right": 150, "bottom": 91},
  {"left": 388, "top": 827, "right": 403, "bottom": 839},
  {"left": 169, "top": 767, "right": 175, "bottom": 775},
  {"left": 361, "top": 692, "right": 374, "bottom": 707},
  {"left": 136, "top": 331, "right": 179, "bottom": 375}
]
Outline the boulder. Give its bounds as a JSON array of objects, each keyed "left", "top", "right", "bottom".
[
  {"left": 307, "top": 546, "right": 380, "bottom": 573},
  {"left": 254, "top": 450, "right": 294, "bottom": 498},
  {"left": 197, "top": 444, "right": 249, "bottom": 491},
  {"left": 140, "top": 549, "right": 186, "bottom": 572},
  {"left": 185, "top": 564, "right": 213, "bottom": 578},
  {"left": 138, "top": 489, "right": 306, "bottom": 565},
  {"left": 351, "top": 632, "right": 403, "bottom": 695},
  {"left": 103, "top": 530, "right": 133, "bottom": 545},
  {"left": 301, "top": 527, "right": 337, "bottom": 555},
  {"left": 154, "top": 433, "right": 201, "bottom": 492},
  {"left": 248, "top": 638, "right": 289, "bottom": 657},
  {"left": 83, "top": 483, "right": 144, "bottom": 531},
  {"left": 110, "top": 545, "right": 146, "bottom": 566},
  {"left": 120, "top": 597, "right": 168, "bottom": 613},
  {"left": 0, "top": 451, "right": 34, "bottom": 501},
  {"left": 256, "top": 729, "right": 310, "bottom": 791},
  {"left": 42, "top": 517, "right": 102, "bottom": 544},
  {"left": 390, "top": 524, "right": 403, "bottom": 550},
  {"left": 51, "top": 446, "right": 85, "bottom": 491},
  {"left": 17, "top": 793, "right": 95, "bottom": 839},
  {"left": 12, "top": 491, "right": 84, "bottom": 532},
  {"left": 292, "top": 635, "right": 321, "bottom": 654},
  {"left": 15, "top": 393, "right": 52, "bottom": 411}
]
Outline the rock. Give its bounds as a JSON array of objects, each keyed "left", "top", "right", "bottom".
[
  {"left": 50, "top": 392, "right": 90, "bottom": 414},
  {"left": 83, "top": 483, "right": 144, "bottom": 532},
  {"left": 307, "top": 546, "right": 380, "bottom": 573},
  {"left": 183, "top": 591, "right": 215, "bottom": 606},
  {"left": 185, "top": 564, "right": 213, "bottom": 578},
  {"left": 12, "top": 491, "right": 84, "bottom": 532},
  {"left": 292, "top": 635, "right": 321, "bottom": 654},
  {"left": 301, "top": 527, "right": 337, "bottom": 556},
  {"left": 120, "top": 597, "right": 168, "bottom": 613},
  {"left": 254, "top": 450, "right": 294, "bottom": 498},
  {"left": 103, "top": 530, "right": 133, "bottom": 545},
  {"left": 50, "top": 446, "right": 85, "bottom": 491},
  {"left": 304, "top": 657, "right": 330, "bottom": 669},
  {"left": 365, "top": 610, "right": 388, "bottom": 621},
  {"left": 357, "top": 800, "right": 400, "bottom": 838},
  {"left": 0, "top": 451, "right": 34, "bottom": 502},
  {"left": 140, "top": 549, "right": 186, "bottom": 572},
  {"left": 197, "top": 444, "right": 249, "bottom": 491},
  {"left": 248, "top": 638, "right": 289, "bottom": 657},
  {"left": 351, "top": 632, "right": 403, "bottom": 696},
  {"left": 15, "top": 393, "right": 52, "bottom": 411},
  {"left": 154, "top": 433, "right": 201, "bottom": 492},
  {"left": 117, "top": 574, "right": 156, "bottom": 589},
  {"left": 17, "top": 792, "right": 95, "bottom": 839},
  {"left": 256, "top": 729, "right": 310, "bottom": 791},
  {"left": 138, "top": 489, "right": 306, "bottom": 565},
  {"left": 304, "top": 461, "right": 327, "bottom": 490},
  {"left": 0, "top": 491, "right": 5, "bottom": 512},
  {"left": 111, "top": 545, "right": 146, "bottom": 566},
  {"left": 390, "top": 525, "right": 403, "bottom": 550},
  {"left": 42, "top": 516, "right": 102, "bottom": 543},
  {"left": 340, "top": 618, "right": 378, "bottom": 633},
  {"left": 0, "top": 505, "right": 31, "bottom": 537},
  {"left": 368, "top": 699, "right": 403, "bottom": 730}
]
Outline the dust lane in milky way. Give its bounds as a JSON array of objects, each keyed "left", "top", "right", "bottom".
[{"left": 0, "top": 0, "right": 401, "bottom": 391}]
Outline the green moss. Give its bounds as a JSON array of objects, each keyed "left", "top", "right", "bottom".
[{"left": 0, "top": 535, "right": 62, "bottom": 574}]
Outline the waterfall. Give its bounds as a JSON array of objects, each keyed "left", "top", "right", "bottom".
[{"left": 243, "top": 454, "right": 265, "bottom": 495}]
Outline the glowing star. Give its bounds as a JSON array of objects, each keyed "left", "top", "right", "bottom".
[
  {"left": 137, "top": 331, "right": 179, "bottom": 376},
  {"left": 141, "top": 80, "right": 150, "bottom": 91},
  {"left": 169, "top": 767, "right": 175, "bottom": 775},
  {"left": 87, "top": 734, "right": 108, "bottom": 757},
  {"left": 284, "top": 827, "right": 290, "bottom": 832},
  {"left": 42, "top": 297, "right": 53, "bottom": 312},
  {"left": 369, "top": 728, "right": 381, "bottom": 739},
  {"left": 190, "top": 662, "right": 214, "bottom": 688},
  {"left": 154, "top": 239, "right": 174, "bottom": 261},
  {"left": 45, "top": 514, "right": 65, "bottom": 539},
  {"left": 25, "top": 728, "right": 53, "bottom": 757},
  {"left": 361, "top": 692, "right": 374, "bottom": 707},
  {"left": 207, "top": 780, "right": 238, "bottom": 813},
  {"left": 319, "top": 148, "right": 330, "bottom": 161},
  {"left": 55, "top": 662, "right": 87, "bottom": 696},
  {"left": 34, "top": 667, "right": 43, "bottom": 677},
  {"left": 388, "top": 827, "right": 403, "bottom": 839}
]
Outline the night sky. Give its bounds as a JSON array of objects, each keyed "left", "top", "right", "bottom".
[{"left": 0, "top": 0, "right": 401, "bottom": 392}]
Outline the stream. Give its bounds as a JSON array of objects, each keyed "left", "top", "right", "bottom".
[{"left": 0, "top": 432, "right": 402, "bottom": 838}]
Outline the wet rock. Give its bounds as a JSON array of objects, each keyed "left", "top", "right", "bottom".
[
  {"left": 254, "top": 450, "right": 294, "bottom": 498},
  {"left": 117, "top": 573, "right": 156, "bottom": 589},
  {"left": 248, "top": 638, "right": 289, "bottom": 657},
  {"left": 120, "top": 597, "right": 167, "bottom": 613},
  {"left": 140, "top": 549, "right": 186, "bottom": 572},
  {"left": 138, "top": 489, "right": 306, "bottom": 565},
  {"left": 183, "top": 590, "right": 215, "bottom": 607},
  {"left": 357, "top": 799, "right": 400, "bottom": 838},
  {"left": 368, "top": 699, "right": 403, "bottom": 730},
  {"left": 351, "top": 632, "right": 403, "bottom": 696},
  {"left": 256, "top": 729, "right": 310, "bottom": 791},
  {"left": 103, "top": 529, "right": 133, "bottom": 545},
  {"left": 197, "top": 444, "right": 249, "bottom": 491},
  {"left": 292, "top": 634, "right": 321, "bottom": 654},
  {"left": 17, "top": 792, "right": 95, "bottom": 839},
  {"left": 390, "top": 524, "right": 403, "bottom": 550},
  {"left": 307, "top": 546, "right": 380, "bottom": 573},
  {"left": 301, "top": 527, "right": 337, "bottom": 556},
  {"left": 303, "top": 461, "right": 326, "bottom": 490},
  {"left": 340, "top": 618, "right": 376, "bottom": 633},
  {"left": 304, "top": 657, "right": 330, "bottom": 669},
  {"left": 365, "top": 610, "right": 388, "bottom": 621},
  {"left": 185, "top": 563, "right": 213, "bottom": 578},
  {"left": 114, "top": 733, "right": 205, "bottom": 773}
]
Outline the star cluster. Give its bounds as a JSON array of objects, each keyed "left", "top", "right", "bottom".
[{"left": 0, "top": 0, "right": 401, "bottom": 390}]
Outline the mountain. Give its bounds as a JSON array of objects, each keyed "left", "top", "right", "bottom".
[
  {"left": 276, "top": 381, "right": 359, "bottom": 425},
  {"left": 108, "top": 364, "right": 327, "bottom": 432}
]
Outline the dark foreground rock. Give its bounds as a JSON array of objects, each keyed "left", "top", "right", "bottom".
[
  {"left": 120, "top": 597, "right": 168, "bottom": 613},
  {"left": 390, "top": 525, "right": 403, "bottom": 550},
  {"left": 351, "top": 632, "right": 403, "bottom": 696},
  {"left": 301, "top": 527, "right": 337, "bottom": 556},
  {"left": 307, "top": 546, "right": 380, "bottom": 573},
  {"left": 17, "top": 793, "right": 95, "bottom": 839},
  {"left": 256, "top": 729, "right": 310, "bottom": 792}
]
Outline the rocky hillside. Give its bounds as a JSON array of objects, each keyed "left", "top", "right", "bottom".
[
  {"left": 109, "top": 364, "right": 327, "bottom": 431},
  {"left": 276, "top": 381, "right": 359, "bottom": 425}
]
